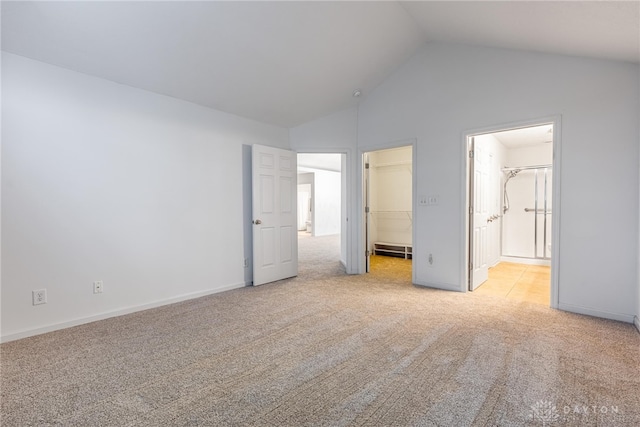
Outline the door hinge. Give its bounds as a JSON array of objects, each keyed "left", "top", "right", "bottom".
[
  {"left": 366, "top": 250, "right": 371, "bottom": 257},
  {"left": 365, "top": 206, "right": 370, "bottom": 213},
  {"left": 468, "top": 150, "right": 474, "bottom": 158},
  {"left": 365, "top": 163, "right": 370, "bottom": 169},
  {"left": 469, "top": 262, "right": 473, "bottom": 271},
  {"left": 469, "top": 206, "right": 474, "bottom": 215}
]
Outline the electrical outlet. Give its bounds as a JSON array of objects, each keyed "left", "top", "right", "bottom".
[
  {"left": 93, "top": 280, "right": 103, "bottom": 294},
  {"left": 32, "top": 289, "right": 47, "bottom": 305}
]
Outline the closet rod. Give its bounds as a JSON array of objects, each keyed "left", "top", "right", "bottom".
[
  {"left": 502, "top": 164, "right": 552, "bottom": 172},
  {"left": 372, "top": 161, "right": 412, "bottom": 168}
]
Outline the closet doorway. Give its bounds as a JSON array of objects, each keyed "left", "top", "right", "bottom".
[
  {"left": 465, "top": 119, "right": 560, "bottom": 307},
  {"left": 364, "top": 145, "right": 414, "bottom": 281}
]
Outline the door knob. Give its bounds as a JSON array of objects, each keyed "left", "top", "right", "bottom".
[{"left": 253, "top": 219, "right": 262, "bottom": 225}]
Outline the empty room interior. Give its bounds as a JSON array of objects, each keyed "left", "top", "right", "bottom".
[{"left": 2, "top": 2, "right": 639, "bottom": 426}]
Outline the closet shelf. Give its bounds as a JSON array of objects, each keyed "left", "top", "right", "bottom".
[
  {"left": 370, "top": 211, "right": 412, "bottom": 224},
  {"left": 370, "top": 210, "right": 412, "bottom": 214},
  {"left": 372, "top": 161, "right": 412, "bottom": 168},
  {"left": 373, "top": 242, "right": 412, "bottom": 260}
]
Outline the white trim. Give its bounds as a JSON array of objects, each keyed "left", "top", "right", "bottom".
[
  {"left": 462, "top": 116, "right": 562, "bottom": 310},
  {"left": 461, "top": 137, "right": 470, "bottom": 292},
  {"left": 413, "top": 280, "right": 462, "bottom": 292},
  {"left": 550, "top": 118, "right": 562, "bottom": 309},
  {"left": 358, "top": 138, "right": 417, "bottom": 278},
  {"left": 0, "top": 282, "right": 246, "bottom": 343},
  {"left": 412, "top": 142, "right": 418, "bottom": 285},
  {"left": 558, "top": 303, "right": 636, "bottom": 324},
  {"left": 634, "top": 316, "right": 640, "bottom": 334}
]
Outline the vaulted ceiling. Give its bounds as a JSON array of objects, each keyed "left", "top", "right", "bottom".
[{"left": 2, "top": 1, "right": 638, "bottom": 128}]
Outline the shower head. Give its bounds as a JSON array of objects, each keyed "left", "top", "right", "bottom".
[
  {"left": 506, "top": 169, "right": 521, "bottom": 179},
  {"left": 502, "top": 169, "right": 521, "bottom": 214}
]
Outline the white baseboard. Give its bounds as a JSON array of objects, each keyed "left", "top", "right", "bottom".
[
  {"left": 557, "top": 303, "right": 635, "bottom": 324},
  {"left": 634, "top": 316, "right": 640, "bottom": 334},
  {"left": 500, "top": 256, "right": 551, "bottom": 267},
  {"left": 1, "top": 282, "right": 246, "bottom": 343},
  {"left": 413, "top": 280, "right": 463, "bottom": 292}
]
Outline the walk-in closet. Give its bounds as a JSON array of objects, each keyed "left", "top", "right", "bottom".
[{"left": 365, "top": 145, "right": 413, "bottom": 272}]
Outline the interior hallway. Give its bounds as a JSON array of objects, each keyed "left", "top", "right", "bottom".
[
  {"left": 473, "top": 262, "right": 551, "bottom": 306},
  {"left": 297, "top": 232, "right": 346, "bottom": 280}
]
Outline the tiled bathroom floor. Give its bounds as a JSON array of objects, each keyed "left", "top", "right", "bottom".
[{"left": 473, "top": 262, "right": 551, "bottom": 306}]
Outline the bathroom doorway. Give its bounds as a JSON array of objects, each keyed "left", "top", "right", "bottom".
[{"left": 465, "top": 119, "right": 560, "bottom": 307}]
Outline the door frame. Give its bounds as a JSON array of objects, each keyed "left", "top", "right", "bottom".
[
  {"left": 462, "top": 116, "right": 562, "bottom": 308},
  {"left": 295, "top": 148, "right": 355, "bottom": 274},
  {"left": 359, "top": 139, "right": 417, "bottom": 282}
]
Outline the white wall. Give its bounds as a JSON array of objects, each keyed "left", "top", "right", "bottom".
[
  {"left": 506, "top": 144, "right": 553, "bottom": 167},
  {"left": 297, "top": 169, "right": 341, "bottom": 237},
  {"left": 312, "top": 169, "right": 341, "bottom": 236},
  {"left": 1, "top": 53, "right": 289, "bottom": 341},
  {"left": 290, "top": 108, "right": 358, "bottom": 271},
  {"left": 357, "top": 43, "right": 639, "bottom": 322},
  {"left": 297, "top": 183, "right": 312, "bottom": 231}
]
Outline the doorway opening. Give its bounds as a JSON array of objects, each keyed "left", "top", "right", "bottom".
[
  {"left": 364, "top": 145, "right": 414, "bottom": 283},
  {"left": 296, "top": 153, "right": 346, "bottom": 279},
  {"left": 465, "top": 121, "right": 558, "bottom": 307}
]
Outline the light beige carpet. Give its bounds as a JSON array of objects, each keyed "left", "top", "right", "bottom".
[{"left": 2, "top": 235, "right": 639, "bottom": 426}]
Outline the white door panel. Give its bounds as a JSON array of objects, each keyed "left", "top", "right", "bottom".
[
  {"left": 470, "top": 139, "right": 489, "bottom": 290},
  {"left": 252, "top": 144, "right": 298, "bottom": 286}
]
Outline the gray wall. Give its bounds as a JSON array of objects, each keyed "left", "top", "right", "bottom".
[{"left": 2, "top": 53, "right": 289, "bottom": 340}]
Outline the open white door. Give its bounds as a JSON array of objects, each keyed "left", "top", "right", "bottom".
[
  {"left": 252, "top": 144, "right": 298, "bottom": 286},
  {"left": 364, "top": 153, "right": 371, "bottom": 273},
  {"left": 470, "top": 138, "right": 489, "bottom": 290}
]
